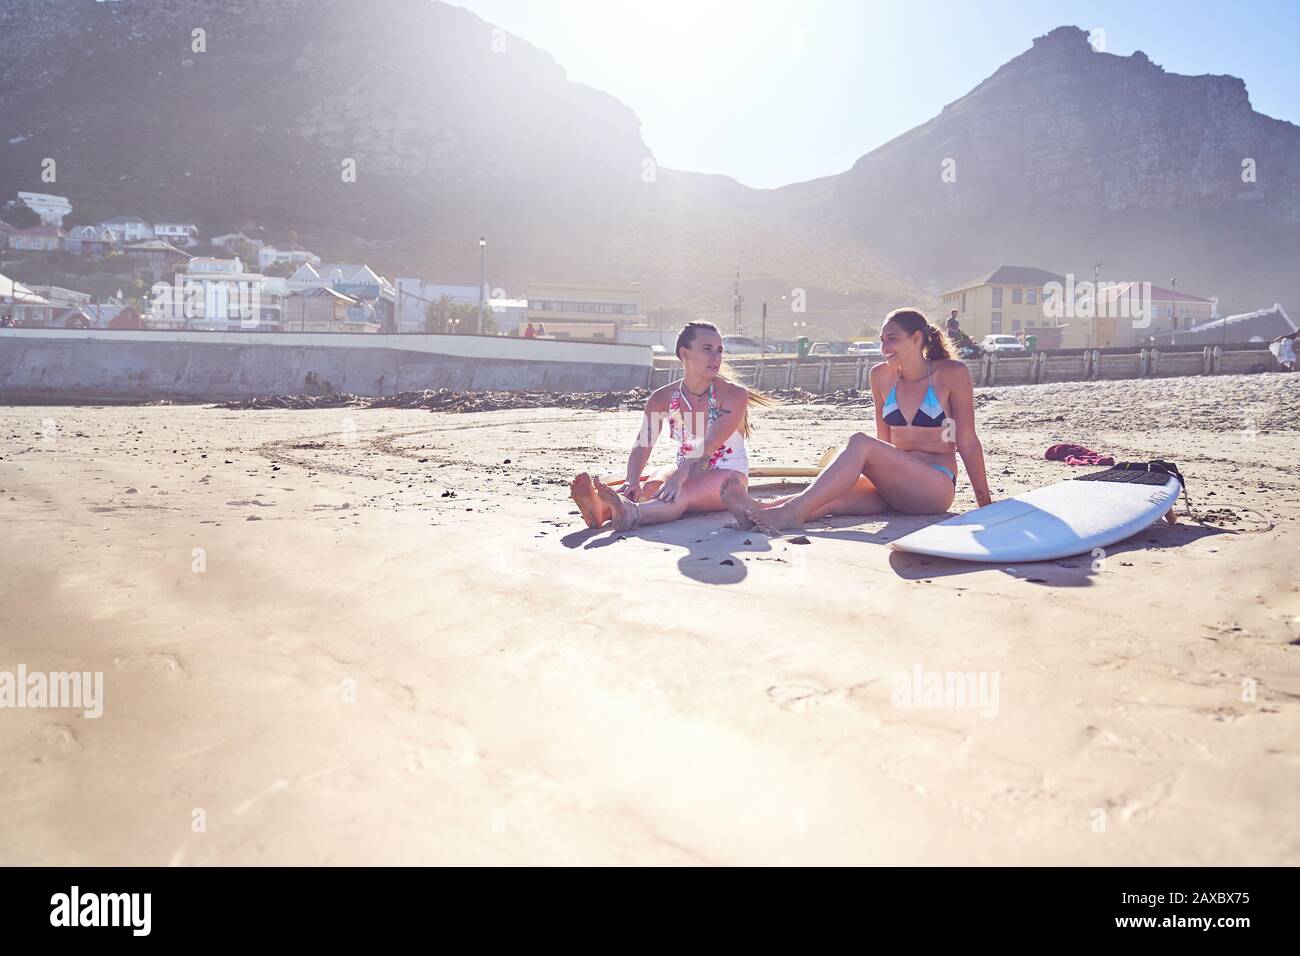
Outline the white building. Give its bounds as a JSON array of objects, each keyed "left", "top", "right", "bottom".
[
  {"left": 102, "top": 217, "right": 153, "bottom": 243},
  {"left": 153, "top": 222, "right": 200, "bottom": 247},
  {"left": 25, "top": 285, "right": 92, "bottom": 309},
  {"left": 211, "top": 232, "right": 264, "bottom": 252},
  {"left": 17, "top": 191, "right": 72, "bottom": 226},
  {"left": 188, "top": 256, "right": 245, "bottom": 276},
  {"left": 258, "top": 245, "right": 321, "bottom": 271},
  {"left": 152, "top": 256, "right": 285, "bottom": 331},
  {"left": 394, "top": 279, "right": 479, "bottom": 332},
  {"left": 0, "top": 272, "right": 54, "bottom": 326}
]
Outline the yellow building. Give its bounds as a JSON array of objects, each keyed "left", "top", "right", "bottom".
[
  {"left": 1079, "top": 282, "right": 1216, "bottom": 348},
  {"left": 941, "top": 266, "right": 1067, "bottom": 342},
  {"left": 524, "top": 282, "right": 641, "bottom": 341}
]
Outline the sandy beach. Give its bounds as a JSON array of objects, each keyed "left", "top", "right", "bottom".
[{"left": 1, "top": 373, "right": 1298, "bottom": 866}]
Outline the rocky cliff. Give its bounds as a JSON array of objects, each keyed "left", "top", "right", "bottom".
[
  {"left": 0, "top": 0, "right": 913, "bottom": 332},
  {"left": 1, "top": 8, "right": 1294, "bottom": 328},
  {"left": 782, "top": 26, "right": 1300, "bottom": 311}
]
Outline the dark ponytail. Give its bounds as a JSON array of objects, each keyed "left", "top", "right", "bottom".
[{"left": 884, "top": 308, "right": 954, "bottom": 361}]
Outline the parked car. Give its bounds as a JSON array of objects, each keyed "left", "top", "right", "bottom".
[
  {"left": 721, "top": 335, "right": 765, "bottom": 354},
  {"left": 847, "top": 341, "right": 883, "bottom": 357},
  {"left": 809, "top": 341, "right": 832, "bottom": 356},
  {"left": 981, "top": 334, "right": 1026, "bottom": 354}
]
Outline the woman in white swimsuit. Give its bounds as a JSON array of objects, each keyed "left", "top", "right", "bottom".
[{"left": 570, "top": 321, "right": 773, "bottom": 531}]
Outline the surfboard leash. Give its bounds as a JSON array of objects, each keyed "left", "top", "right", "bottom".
[{"left": 1107, "top": 459, "right": 1274, "bottom": 534}]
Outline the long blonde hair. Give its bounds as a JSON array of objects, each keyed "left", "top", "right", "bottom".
[{"left": 674, "top": 320, "right": 778, "bottom": 437}]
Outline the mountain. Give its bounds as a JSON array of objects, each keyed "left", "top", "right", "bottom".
[
  {"left": 774, "top": 26, "right": 1300, "bottom": 314},
  {"left": 0, "top": 0, "right": 915, "bottom": 335},
  {"left": 1, "top": 7, "right": 1294, "bottom": 331}
]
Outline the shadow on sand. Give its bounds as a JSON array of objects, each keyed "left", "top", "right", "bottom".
[{"left": 560, "top": 488, "right": 1229, "bottom": 588}]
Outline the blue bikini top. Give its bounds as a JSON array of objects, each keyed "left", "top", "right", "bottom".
[{"left": 882, "top": 362, "right": 947, "bottom": 428}]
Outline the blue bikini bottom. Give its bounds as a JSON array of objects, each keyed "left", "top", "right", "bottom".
[{"left": 930, "top": 464, "right": 957, "bottom": 485}]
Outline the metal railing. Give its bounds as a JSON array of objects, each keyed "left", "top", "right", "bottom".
[{"left": 649, "top": 346, "right": 1282, "bottom": 392}]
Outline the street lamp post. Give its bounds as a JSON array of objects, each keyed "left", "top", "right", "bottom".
[
  {"left": 1169, "top": 277, "right": 1177, "bottom": 346},
  {"left": 1092, "top": 261, "right": 1101, "bottom": 348},
  {"left": 478, "top": 236, "right": 486, "bottom": 336}
]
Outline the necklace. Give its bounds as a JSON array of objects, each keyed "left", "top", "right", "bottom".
[{"left": 681, "top": 379, "right": 711, "bottom": 399}]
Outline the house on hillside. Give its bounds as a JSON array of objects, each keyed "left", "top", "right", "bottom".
[
  {"left": 65, "top": 225, "right": 122, "bottom": 257},
  {"left": 153, "top": 222, "right": 200, "bottom": 247},
  {"left": 211, "top": 232, "right": 265, "bottom": 253},
  {"left": 157, "top": 256, "right": 284, "bottom": 331},
  {"left": 125, "top": 239, "right": 192, "bottom": 282},
  {"left": 284, "top": 286, "right": 378, "bottom": 333},
  {"left": 101, "top": 217, "right": 153, "bottom": 243},
  {"left": 258, "top": 245, "right": 321, "bottom": 271},
  {"left": 9, "top": 224, "right": 67, "bottom": 252},
  {"left": 17, "top": 191, "right": 72, "bottom": 226},
  {"left": 318, "top": 263, "right": 387, "bottom": 298},
  {"left": 0, "top": 221, "right": 16, "bottom": 249},
  {"left": 310, "top": 263, "right": 397, "bottom": 330}
]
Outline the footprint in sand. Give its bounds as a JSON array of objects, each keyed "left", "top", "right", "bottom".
[
  {"left": 39, "top": 724, "right": 82, "bottom": 755},
  {"left": 114, "top": 653, "right": 187, "bottom": 677},
  {"left": 767, "top": 680, "right": 836, "bottom": 713},
  {"left": 1200, "top": 705, "right": 1246, "bottom": 722}
]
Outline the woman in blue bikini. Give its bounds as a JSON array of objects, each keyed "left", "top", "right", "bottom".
[{"left": 722, "top": 308, "right": 993, "bottom": 529}]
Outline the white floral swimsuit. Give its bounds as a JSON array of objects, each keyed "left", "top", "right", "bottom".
[{"left": 667, "top": 381, "right": 749, "bottom": 476}]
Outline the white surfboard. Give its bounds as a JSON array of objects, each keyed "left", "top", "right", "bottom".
[{"left": 890, "top": 467, "right": 1182, "bottom": 562}]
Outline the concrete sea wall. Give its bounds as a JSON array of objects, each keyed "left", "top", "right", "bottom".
[{"left": 0, "top": 329, "right": 653, "bottom": 402}]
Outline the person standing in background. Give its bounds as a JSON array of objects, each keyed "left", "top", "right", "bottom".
[{"left": 1270, "top": 330, "right": 1297, "bottom": 371}]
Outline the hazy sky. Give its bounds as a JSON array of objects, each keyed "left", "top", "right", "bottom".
[{"left": 455, "top": 0, "right": 1300, "bottom": 189}]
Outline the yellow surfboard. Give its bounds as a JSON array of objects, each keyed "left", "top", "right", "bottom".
[{"left": 750, "top": 445, "right": 839, "bottom": 478}]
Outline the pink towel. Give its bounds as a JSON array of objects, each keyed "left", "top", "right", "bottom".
[{"left": 1045, "top": 443, "right": 1115, "bottom": 467}]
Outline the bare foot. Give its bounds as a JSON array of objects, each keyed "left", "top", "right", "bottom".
[
  {"left": 720, "top": 472, "right": 760, "bottom": 529},
  {"left": 592, "top": 476, "right": 638, "bottom": 532},
  {"left": 569, "top": 473, "right": 609, "bottom": 528},
  {"left": 748, "top": 499, "right": 804, "bottom": 533}
]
